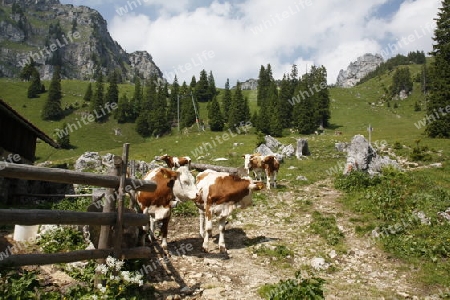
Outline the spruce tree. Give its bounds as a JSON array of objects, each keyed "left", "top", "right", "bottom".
[
  {"left": 208, "top": 96, "right": 224, "bottom": 131},
  {"left": 208, "top": 71, "right": 218, "bottom": 99},
  {"left": 180, "top": 84, "right": 197, "bottom": 129},
  {"left": 168, "top": 76, "right": 180, "bottom": 125},
  {"left": 426, "top": 0, "right": 450, "bottom": 138},
  {"left": 278, "top": 74, "right": 293, "bottom": 128},
  {"left": 130, "top": 76, "right": 143, "bottom": 121},
  {"left": 195, "top": 69, "right": 211, "bottom": 102},
  {"left": 105, "top": 70, "right": 119, "bottom": 105},
  {"left": 41, "top": 66, "right": 63, "bottom": 120},
  {"left": 268, "top": 82, "right": 283, "bottom": 137},
  {"left": 115, "top": 94, "right": 129, "bottom": 123},
  {"left": 90, "top": 71, "right": 106, "bottom": 122},
  {"left": 222, "top": 79, "right": 232, "bottom": 122},
  {"left": 27, "top": 67, "right": 42, "bottom": 98},
  {"left": 55, "top": 122, "right": 70, "bottom": 149},
  {"left": 83, "top": 82, "right": 93, "bottom": 102},
  {"left": 228, "top": 82, "right": 247, "bottom": 133}
]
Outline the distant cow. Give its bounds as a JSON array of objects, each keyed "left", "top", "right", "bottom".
[
  {"left": 136, "top": 166, "right": 197, "bottom": 250},
  {"left": 243, "top": 154, "right": 280, "bottom": 189},
  {"left": 158, "top": 154, "right": 191, "bottom": 170},
  {"left": 195, "top": 170, "right": 264, "bottom": 255}
]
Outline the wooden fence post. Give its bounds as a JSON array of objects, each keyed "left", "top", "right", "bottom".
[{"left": 114, "top": 143, "right": 129, "bottom": 259}]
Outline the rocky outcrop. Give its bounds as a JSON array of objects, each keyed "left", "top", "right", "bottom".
[
  {"left": 336, "top": 53, "right": 384, "bottom": 88},
  {"left": 254, "top": 135, "right": 296, "bottom": 162},
  {"left": 238, "top": 78, "right": 258, "bottom": 90},
  {"left": 0, "top": 0, "right": 162, "bottom": 81},
  {"left": 343, "top": 135, "right": 399, "bottom": 175}
]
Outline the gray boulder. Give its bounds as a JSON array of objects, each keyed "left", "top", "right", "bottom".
[
  {"left": 74, "top": 152, "right": 102, "bottom": 171},
  {"left": 343, "top": 135, "right": 399, "bottom": 175},
  {"left": 296, "top": 139, "right": 310, "bottom": 159}
]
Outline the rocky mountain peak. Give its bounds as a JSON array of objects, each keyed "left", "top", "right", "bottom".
[{"left": 336, "top": 53, "right": 384, "bottom": 88}]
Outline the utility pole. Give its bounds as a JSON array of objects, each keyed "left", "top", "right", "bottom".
[{"left": 177, "top": 94, "right": 180, "bottom": 133}]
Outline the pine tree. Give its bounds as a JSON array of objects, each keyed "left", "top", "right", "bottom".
[
  {"left": 105, "top": 71, "right": 119, "bottom": 105},
  {"left": 426, "top": 0, "right": 450, "bottom": 138},
  {"left": 208, "top": 71, "right": 218, "bottom": 99},
  {"left": 167, "top": 76, "right": 180, "bottom": 126},
  {"left": 55, "top": 122, "right": 70, "bottom": 149},
  {"left": 83, "top": 83, "right": 93, "bottom": 101},
  {"left": 180, "top": 84, "right": 197, "bottom": 129},
  {"left": 115, "top": 94, "right": 130, "bottom": 123},
  {"left": 130, "top": 76, "right": 143, "bottom": 121},
  {"left": 90, "top": 71, "right": 106, "bottom": 122},
  {"left": 312, "top": 65, "right": 331, "bottom": 127},
  {"left": 268, "top": 82, "right": 283, "bottom": 137},
  {"left": 208, "top": 96, "right": 224, "bottom": 131},
  {"left": 195, "top": 69, "right": 211, "bottom": 102},
  {"left": 228, "top": 82, "right": 247, "bottom": 133},
  {"left": 293, "top": 74, "right": 317, "bottom": 134},
  {"left": 136, "top": 112, "right": 150, "bottom": 137},
  {"left": 19, "top": 59, "right": 36, "bottom": 81},
  {"left": 27, "top": 67, "right": 42, "bottom": 98},
  {"left": 278, "top": 74, "right": 293, "bottom": 128},
  {"left": 222, "top": 79, "right": 232, "bottom": 122},
  {"left": 41, "top": 66, "right": 63, "bottom": 120}
]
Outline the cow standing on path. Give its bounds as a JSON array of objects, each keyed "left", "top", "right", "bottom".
[
  {"left": 136, "top": 166, "right": 197, "bottom": 250},
  {"left": 158, "top": 154, "right": 191, "bottom": 170},
  {"left": 195, "top": 170, "right": 264, "bottom": 256},
  {"left": 243, "top": 154, "right": 280, "bottom": 189}
]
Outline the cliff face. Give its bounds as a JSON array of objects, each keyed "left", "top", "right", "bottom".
[
  {"left": 0, "top": 0, "right": 162, "bottom": 81},
  {"left": 336, "top": 53, "right": 384, "bottom": 88}
]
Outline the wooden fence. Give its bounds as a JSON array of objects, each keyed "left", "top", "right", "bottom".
[{"left": 0, "top": 143, "right": 156, "bottom": 267}]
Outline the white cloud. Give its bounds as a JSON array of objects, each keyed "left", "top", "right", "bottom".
[{"left": 108, "top": 0, "right": 441, "bottom": 86}]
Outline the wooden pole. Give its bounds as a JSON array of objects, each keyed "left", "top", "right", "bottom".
[
  {"left": 0, "top": 163, "right": 156, "bottom": 192},
  {"left": 0, "top": 209, "right": 148, "bottom": 226},
  {"left": 114, "top": 143, "right": 129, "bottom": 259},
  {"left": 13, "top": 193, "right": 95, "bottom": 198},
  {"left": 0, "top": 247, "right": 152, "bottom": 267}
]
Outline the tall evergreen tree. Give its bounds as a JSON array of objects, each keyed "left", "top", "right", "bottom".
[
  {"left": 229, "top": 82, "right": 248, "bottom": 133},
  {"left": 41, "top": 66, "right": 63, "bottom": 120},
  {"left": 208, "top": 96, "right": 224, "bottom": 131},
  {"left": 195, "top": 69, "right": 211, "bottom": 102},
  {"left": 83, "top": 82, "right": 93, "bottom": 102},
  {"left": 168, "top": 76, "right": 180, "bottom": 126},
  {"left": 55, "top": 122, "right": 70, "bottom": 149},
  {"left": 208, "top": 71, "right": 218, "bottom": 99},
  {"left": 180, "top": 83, "right": 197, "bottom": 129},
  {"left": 19, "top": 58, "right": 36, "bottom": 81},
  {"left": 426, "top": 0, "right": 450, "bottom": 138},
  {"left": 27, "top": 67, "right": 42, "bottom": 98},
  {"left": 115, "top": 94, "right": 130, "bottom": 123},
  {"left": 90, "top": 71, "right": 106, "bottom": 122},
  {"left": 222, "top": 79, "right": 232, "bottom": 122},
  {"left": 312, "top": 65, "right": 331, "bottom": 128},
  {"left": 105, "top": 70, "right": 119, "bottom": 105},
  {"left": 268, "top": 82, "right": 283, "bottom": 137},
  {"left": 130, "top": 76, "right": 143, "bottom": 121},
  {"left": 292, "top": 73, "right": 317, "bottom": 134},
  {"left": 278, "top": 74, "right": 293, "bottom": 128}
]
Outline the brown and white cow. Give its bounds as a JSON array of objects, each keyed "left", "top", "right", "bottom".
[
  {"left": 195, "top": 170, "right": 263, "bottom": 255},
  {"left": 243, "top": 154, "right": 280, "bottom": 189},
  {"left": 136, "top": 166, "right": 197, "bottom": 250},
  {"left": 158, "top": 154, "right": 191, "bottom": 170}
]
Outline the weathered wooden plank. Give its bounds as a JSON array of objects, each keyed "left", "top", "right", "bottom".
[
  {"left": 0, "top": 247, "right": 152, "bottom": 267},
  {"left": 0, "top": 209, "right": 147, "bottom": 226},
  {"left": 0, "top": 162, "right": 156, "bottom": 192}
]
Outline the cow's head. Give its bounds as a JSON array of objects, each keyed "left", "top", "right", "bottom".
[
  {"left": 243, "top": 154, "right": 252, "bottom": 170},
  {"left": 172, "top": 166, "right": 198, "bottom": 201}
]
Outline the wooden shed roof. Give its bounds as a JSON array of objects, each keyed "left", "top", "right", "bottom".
[{"left": 0, "top": 99, "right": 60, "bottom": 149}]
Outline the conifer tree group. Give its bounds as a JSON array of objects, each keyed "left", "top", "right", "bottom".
[{"left": 425, "top": 0, "right": 450, "bottom": 138}]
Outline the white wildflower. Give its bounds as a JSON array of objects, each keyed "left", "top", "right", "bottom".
[
  {"left": 106, "top": 256, "right": 116, "bottom": 268},
  {"left": 114, "top": 260, "right": 124, "bottom": 271},
  {"left": 138, "top": 279, "right": 144, "bottom": 287},
  {"left": 121, "top": 271, "right": 131, "bottom": 283},
  {"left": 95, "top": 264, "right": 108, "bottom": 275},
  {"left": 97, "top": 283, "right": 106, "bottom": 293}
]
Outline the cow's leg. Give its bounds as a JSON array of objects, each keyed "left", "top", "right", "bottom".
[
  {"left": 273, "top": 171, "right": 277, "bottom": 188},
  {"left": 218, "top": 216, "right": 227, "bottom": 254},
  {"left": 160, "top": 216, "right": 170, "bottom": 251},
  {"left": 202, "top": 216, "right": 213, "bottom": 252},
  {"left": 198, "top": 209, "right": 205, "bottom": 238},
  {"left": 266, "top": 170, "right": 271, "bottom": 190}
]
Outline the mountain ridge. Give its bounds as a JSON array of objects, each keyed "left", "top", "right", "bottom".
[{"left": 0, "top": 0, "right": 162, "bottom": 81}]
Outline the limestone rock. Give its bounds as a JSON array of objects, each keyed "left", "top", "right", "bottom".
[{"left": 336, "top": 53, "right": 384, "bottom": 88}]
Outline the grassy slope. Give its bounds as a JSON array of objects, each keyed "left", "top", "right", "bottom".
[{"left": 0, "top": 63, "right": 449, "bottom": 185}]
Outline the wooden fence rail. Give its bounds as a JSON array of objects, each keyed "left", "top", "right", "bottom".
[
  {"left": 0, "top": 162, "right": 156, "bottom": 192},
  {"left": 0, "top": 209, "right": 148, "bottom": 226},
  {"left": 0, "top": 143, "right": 153, "bottom": 270},
  {"left": 0, "top": 247, "right": 152, "bottom": 267}
]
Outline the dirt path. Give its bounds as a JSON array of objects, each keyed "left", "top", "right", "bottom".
[{"left": 145, "top": 179, "right": 433, "bottom": 300}]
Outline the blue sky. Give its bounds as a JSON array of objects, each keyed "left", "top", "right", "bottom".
[{"left": 60, "top": 0, "right": 441, "bottom": 87}]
